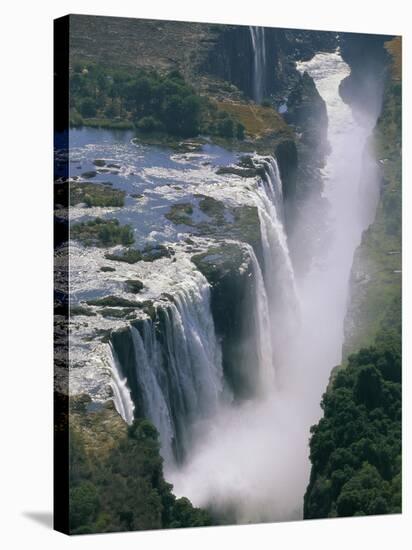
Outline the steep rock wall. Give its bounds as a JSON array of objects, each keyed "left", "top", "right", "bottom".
[{"left": 343, "top": 37, "right": 401, "bottom": 357}]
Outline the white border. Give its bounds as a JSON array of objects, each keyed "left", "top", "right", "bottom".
[{"left": 1, "top": 0, "right": 410, "bottom": 548}]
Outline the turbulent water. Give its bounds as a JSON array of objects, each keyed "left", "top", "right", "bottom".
[
  {"left": 65, "top": 130, "right": 293, "bottom": 458},
  {"left": 128, "top": 269, "right": 224, "bottom": 464},
  {"left": 168, "top": 50, "right": 380, "bottom": 521},
  {"left": 110, "top": 344, "right": 135, "bottom": 425},
  {"left": 65, "top": 49, "right": 380, "bottom": 524}
]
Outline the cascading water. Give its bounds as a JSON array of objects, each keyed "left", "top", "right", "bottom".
[
  {"left": 100, "top": 39, "right": 381, "bottom": 524},
  {"left": 252, "top": 155, "right": 299, "bottom": 374},
  {"left": 109, "top": 344, "right": 135, "bottom": 425},
  {"left": 169, "top": 50, "right": 380, "bottom": 522},
  {"left": 253, "top": 156, "right": 296, "bottom": 297},
  {"left": 288, "top": 51, "right": 380, "bottom": 403},
  {"left": 245, "top": 243, "right": 276, "bottom": 392},
  {"left": 249, "top": 26, "right": 266, "bottom": 102},
  {"left": 111, "top": 268, "right": 224, "bottom": 465},
  {"left": 129, "top": 324, "right": 175, "bottom": 463}
]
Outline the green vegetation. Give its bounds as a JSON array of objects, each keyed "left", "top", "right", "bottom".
[
  {"left": 86, "top": 295, "right": 139, "bottom": 308},
  {"left": 304, "top": 304, "right": 401, "bottom": 518},
  {"left": 206, "top": 109, "right": 245, "bottom": 140},
  {"left": 71, "top": 218, "right": 134, "bottom": 247},
  {"left": 105, "top": 244, "right": 173, "bottom": 264},
  {"left": 81, "top": 171, "right": 97, "bottom": 179},
  {"left": 125, "top": 279, "right": 144, "bottom": 293},
  {"left": 164, "top": 195, "right": 261, "bottom": 255},
  {"left": 343, "top": 37, "right": 402, "bottom": 356},
  {"left": 305, "top": 42, "right": 402, "bottom": 519},
  {"left": 70, "top": 65, "right": 202, "bottom": 137},
  {"left": 70, "top": 182, "right": 125, "bottom": 207},
  {"left": 70, "top": 306, "right": 97, "bottom": 317},
  {"left": 69, "top": 404, "right": 211, "bottom": 534},
  {"left": 165, "top": 203, "right": 194, "bottom": 225},
  {"left": 93, "top": 159, "right": 106, "bottom": 167},
  {"left": 105, "top": 248, "right": 142, "bottom": 264},
  {"left": 79, "top": 117, "right": 134, "bottom": 130},
  {"left": 69, "top": 63, "right": 258, "bottom": 143}
]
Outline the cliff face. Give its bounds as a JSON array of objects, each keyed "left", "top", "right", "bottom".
[
  {"left": 192, "top": 244, "right": 261, "bottom": 400},
  {"left": 339, "top": 32, "right": 392, "bottom": 124},
  {"left": 69, "top": 398, "right": 211, "bottom": 533},
  {"left": 109, "top": 242, "right": 265, "bottom": 463},
  {"left": 69, "top": 15, "right": 336, "bottom": 103},
  {"left": 201, "top": 26, "right": 336, "bottom": 102},
  {"left": 69, "top": 15, "right": 339, "bottom": 229},
  {"left": 303, "top": 37, "right": 402, "bottom": 520},
  {"left": 343, "top": 37, "right": 401, "bottom": 357}
]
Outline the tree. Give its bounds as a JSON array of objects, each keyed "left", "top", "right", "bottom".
[
  {"left": 354, "top": 365, "right": 383, "bottom": 409},
  {"left": 217, "top": 115, "right": 234, "bottom": 138},
  {"left": 79, "top": 98, "right": 97, "bottom": 118},
  {"left": 304, "top": 300, "right": 401, "bottom": 520},
  {"left": 236, "top": 122, "right": 245, "bottom": 140},
  {"left": 136, "top": 115, "right": 163, "bottom": 133},
  {"left": 162, "top": 95, "right": 200, "bottom": 137},
  {"left": 69, "top": 481, "right": 100, "bottom": 531}
]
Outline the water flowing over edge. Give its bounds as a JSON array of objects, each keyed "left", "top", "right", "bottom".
[
  {"left": 102, "top": 49, "right": 381, "bottom": 524},
  {"left": 108, "top": 152, "right": 297, "bottom": 463},
  {"left": 249, "top": 26, "right": 266, "bottom": 103}
]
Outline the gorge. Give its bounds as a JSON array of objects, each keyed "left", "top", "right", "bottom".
[{"left": 56, "top": 17, "right": 401, "bottom": 532}]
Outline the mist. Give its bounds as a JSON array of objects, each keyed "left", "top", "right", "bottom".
[{"left": 167, "top": 50, "right": 382, "bottom": 523}]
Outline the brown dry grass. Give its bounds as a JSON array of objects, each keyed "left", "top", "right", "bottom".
[
  {"left": 215, "top": 100, "right": 292, "bottom": 138},
  {"left": 71, "top": 403, "right": 127, "bottom": 460},
  {"left": 385, "top": 37, "right": 402, "bottom": 81}
]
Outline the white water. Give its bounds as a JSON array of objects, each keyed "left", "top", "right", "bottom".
[
  {"left": 168, "top": 50, "right": 380, "bottom": 522},
  {"left": 254, "top": 156, "right": 297, "bottom": 302},
  {"left": 290, "top": 51, "right": 379, "bottom": 401},
  {"left": 109, "top": 344, "right": 135, "bottom": 425},
  {"left": 249, "top": 26, "right": 267, "bottom": 102},
  {"left": 246, "top": 244, "right": 276, "bottom": 392},
  {"left": 130, "top": 324, "right": 175, "bottom": 463},
  {"left": 103, "top": 48, "right": 380, "bottom": 524},
  {"left": 253, "top": 155, "right": 300, "bottom": 375},
  {"left": 118, "top": 268, "right": 224, "bottom": 464}
]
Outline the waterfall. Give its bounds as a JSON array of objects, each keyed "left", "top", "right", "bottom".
[
  {"left": 249, "top": 26, "right": 266, "bottom": 102},
  {"left": 110, "top": 268, "right": 224, "bottom": 464},
  {"left": 253, "top": 156, "right": 298, "bottom": 316},
  {"left": 294, "top": 51, "right": 379, "bottom": 372},
  {"left": 246, "top": 154, "right": 300, "bottom": 378},
  {"left": 245, "top": 244, "right": 275, "bottom": 392},
  {"left": 130, "top": 324, "right": 175, "bottom": 463},
  {"left": 109, "top": 344, "right": 135, "bottom": 425},
  {"left": 262, "top": 156, "right": 284, "bottom": 213},
  {"left": 167, "top": 50, "right": 382, "bottom": 524}
]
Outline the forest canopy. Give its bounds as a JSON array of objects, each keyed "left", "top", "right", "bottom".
[
  {"left": 304, "top": 296, "right": 401, "bottom": 518},
  {"left": 69, "top": 63, "right": 245, "bottom": 140},
  {"left": 69, "top": 415, "right": 211, "bottom": 534}
]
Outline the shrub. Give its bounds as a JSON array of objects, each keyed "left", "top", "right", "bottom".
[
  {"left": 71, "top": 219, "right": 134, "bottom": 247},
  {"left": 104, "top": 103, "right": 117, "bottom": 118},
  {"left": 304, "top": 303, "right": 401, "bottom": 519},
  {"left": 136, "top": 115, "right": 163, "bottom": 133},
  {"left": 216, "top": 115, "right": 234, "bottom": 138},
  {"left": 79, "top": 97, "right": 97, "bottom": 118},
  {"left": 69, "top": 481, "right": 100, "bottom": 530},
  {"left": 236, "top": 122, "right": 245, "bottom": 140},
  {"left": 69, "top": 417, "right": 211, "bottom": 533}
]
